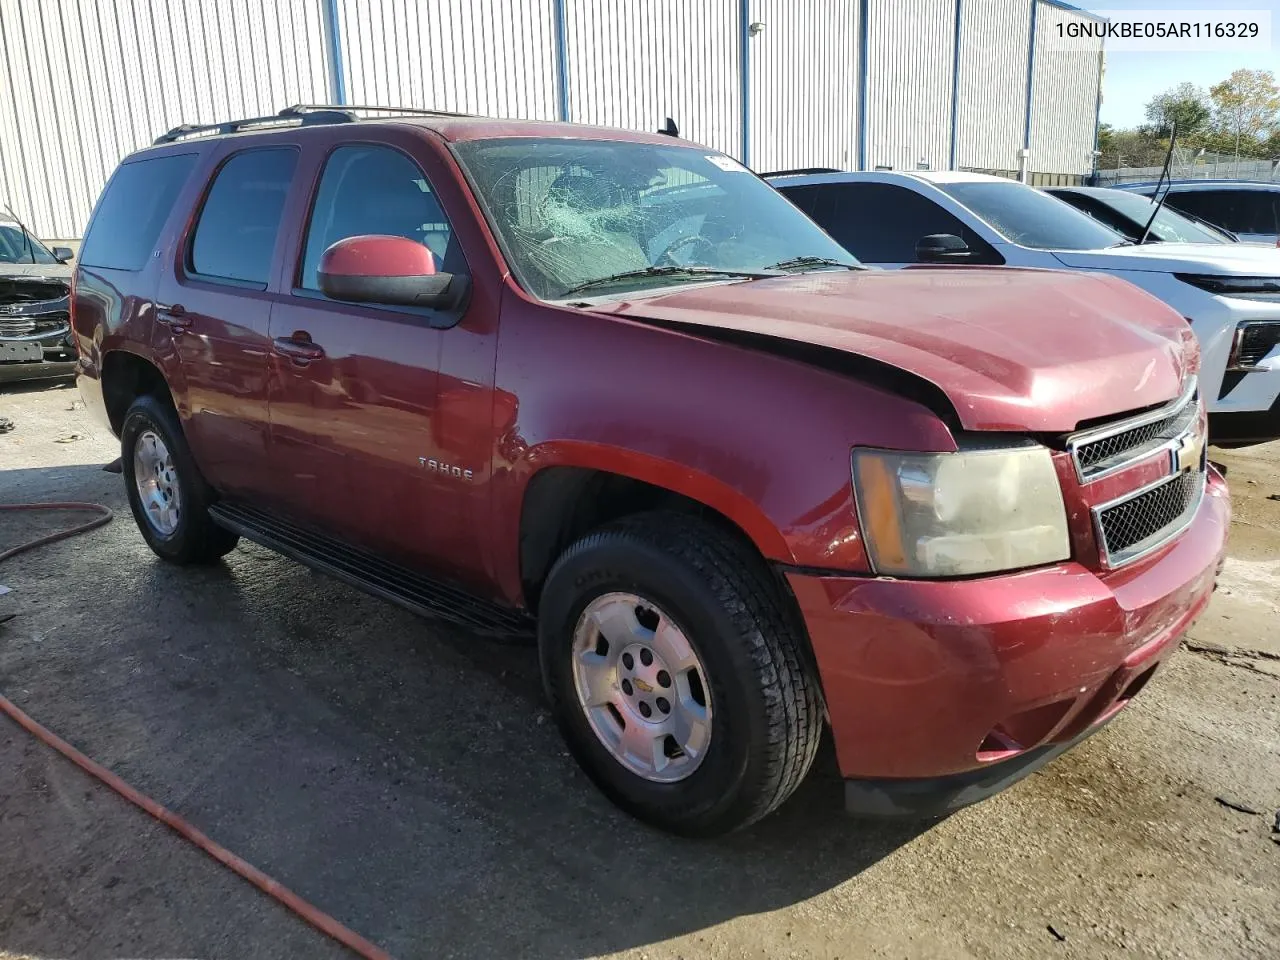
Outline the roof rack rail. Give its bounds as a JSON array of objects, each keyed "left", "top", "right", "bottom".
[
  {"left": 758, "top": 167, "right": 845, "bottom": 178},
  {"left": 283, "top": 103, "right": 476, "bottom": 120},
  {"left": 153, "top": 104, "right": 477, "bottom": 145},
  {"left": 153, "top": 108, "right": 353, "bottom": 144}
]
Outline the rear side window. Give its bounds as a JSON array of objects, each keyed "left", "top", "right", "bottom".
[
  {"left": 190, "top": 148, "right": 298, "bottom": 286},
  {"left": 785, "top": 182, "right": 999, "bottom": 264},
  {"left": 80, "top": 154, "right": 197, "bottom": 270},
  {"left": 1167, "top": 190, "right": 1279, "bottom": 236},
  {"left": 299, "top": 144, "right": 457, "bottom": 291}
]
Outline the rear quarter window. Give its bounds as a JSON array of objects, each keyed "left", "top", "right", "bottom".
[{"left": 79, "top": 154, "right": 198, "bottom": 271}]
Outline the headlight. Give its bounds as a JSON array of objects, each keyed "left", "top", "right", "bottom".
[
  {"left": 851, "top": 445, "right": 1070, "bottom": 577},
  {"left": 1176, "top": 274, "right": 1280, "bottom": 301}
]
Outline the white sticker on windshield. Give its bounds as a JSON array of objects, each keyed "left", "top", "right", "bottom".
[{"left": 706, "top": 154, "right": 747, "bottom": 173}]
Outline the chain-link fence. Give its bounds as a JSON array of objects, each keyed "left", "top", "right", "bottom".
[{"left": 1094, "top": 149, "right": 1279, "bottom": 185}]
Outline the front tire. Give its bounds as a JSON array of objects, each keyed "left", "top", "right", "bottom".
[
  {"left": 538, "top": 512, "right": 823, "bottom": 836},
  {"left": 120, "top": 393, "right": 238, "bottom": 564}
]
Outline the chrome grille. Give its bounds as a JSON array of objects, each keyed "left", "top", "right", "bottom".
[
  {"left": 1068, "top": 379, "right": 1198, "bottom": 482},
  {"left": 1095, "top": 469, "right": 1205, "bottom": 567},
  {"left": 0, "top": 314, "right": 69, "bottom": 339}
]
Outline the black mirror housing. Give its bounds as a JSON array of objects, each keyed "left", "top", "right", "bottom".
[
  {"left": 915, "top": 234, "right": 971, "bottom": 263},
  {"left": 51, "top": 246, "right": 74, "bottom": 262},
  {"left": 318, "top": 269, "right": 470, "bottom": 320}
]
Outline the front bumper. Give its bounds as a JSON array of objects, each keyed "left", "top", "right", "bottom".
[
  {"left": 0, "top": 316, "right": 76, "bottom": 384},
  {"left": 786, "top": 469, "right": 1230, "bottom": 817},
  {"left": 1209, "top": 393, "right": 1280, "bottom": 446}
]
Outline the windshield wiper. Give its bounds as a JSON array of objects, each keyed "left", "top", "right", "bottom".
[
  {"left": 559, "top": 265, "right": 778, "bottom": 298},
  {"left": 765, "top": 255, "right": 860, "bottom": 272}
]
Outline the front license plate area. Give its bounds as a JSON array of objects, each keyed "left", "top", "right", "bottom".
[{"left": 0, "top": 340, "right": 44, "bottom": 363}]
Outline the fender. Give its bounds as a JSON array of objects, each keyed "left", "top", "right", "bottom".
[{"left": 487, "top": 289, "right": 959, "bottom": 606}]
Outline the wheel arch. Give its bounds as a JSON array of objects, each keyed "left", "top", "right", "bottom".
[
  {"left": 101, "top": 348, "right": 175, "bottom": 435},
  {"left": 511, "top": 442, "right": 795, "bottom": 613}
]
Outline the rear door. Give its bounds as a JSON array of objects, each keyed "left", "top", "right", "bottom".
[
  {"left": 267, "top": 137, "right": 489, "bottom": 582},
  {"left": 153, "top": 145, "right": 299, "bottom": 497}
]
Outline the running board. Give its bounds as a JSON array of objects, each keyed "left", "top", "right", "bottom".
[{"left": 209, "top": 501, "right": 534, "bottom": 640}]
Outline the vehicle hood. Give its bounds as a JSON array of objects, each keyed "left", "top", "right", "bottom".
[
  {"left": 0, "top": 262, "right": 72, "bottom": 280},
  {"left": 585, "top": 267, "right": 1190, "bottom": 433},
  {"left": 1051, "top": 242, "right": 1280, "bottom": 275},
  {"left": 0, "top": 262, "right": 71, "bottom": 311}
]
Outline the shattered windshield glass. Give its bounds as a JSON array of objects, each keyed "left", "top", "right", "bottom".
[{"left": 453, "top": 138, "right": 858, "bottom": 299}]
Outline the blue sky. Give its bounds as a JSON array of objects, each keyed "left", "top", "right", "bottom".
[{"left": 1083, "top": 0, "right": 1280, "bottom": 128}]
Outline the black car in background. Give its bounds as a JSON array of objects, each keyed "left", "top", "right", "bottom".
[
  {"left": 1, "top": 212, "right": 77, "bottom": 384},
  {"left": 1110, "top": 180, "right": 1280, "bottom": 245},
  {"left": 1046, "top": 186, "right": 1239, "bottom": 245}
]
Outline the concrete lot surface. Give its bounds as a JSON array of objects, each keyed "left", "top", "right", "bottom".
[{"left": 1, "top": 380, "right": 1277, "bottom": 960}]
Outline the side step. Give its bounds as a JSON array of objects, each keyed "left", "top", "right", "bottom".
[{"left": 209, "top": 501, "right": 535, "bottom": 640}]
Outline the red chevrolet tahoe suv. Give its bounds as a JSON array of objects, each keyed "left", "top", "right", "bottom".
[{"left": 72, "top": 106, "right": 1229, "bottom": 836}]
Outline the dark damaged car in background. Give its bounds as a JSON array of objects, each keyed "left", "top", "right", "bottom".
[{"left": 1, "top": 209, "right": 77, "bottom": 384}]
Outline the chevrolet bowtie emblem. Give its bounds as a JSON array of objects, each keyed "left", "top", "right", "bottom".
[{"left": 1171, "top": 430, "right": 1205, "bottom": 475}]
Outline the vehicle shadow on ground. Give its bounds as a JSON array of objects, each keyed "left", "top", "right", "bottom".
[{"left": 1, "top": 464, "right": 930, "bottom": 960}]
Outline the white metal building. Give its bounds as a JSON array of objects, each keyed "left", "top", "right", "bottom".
[{"left": 0, "top": 0, "right": 1103, "bottom": 241}]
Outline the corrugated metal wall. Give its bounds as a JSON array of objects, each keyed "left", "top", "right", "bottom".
[
  {"left": 336, "top": 0, "right": 558, "bottom": 120},
  {"left": 0, "top": 0, "right": 332, "bottom": 239},
  {"left": 864, "top": 0, "right": 955, "bottom": 172},
  {"left": 746, "top": 0, "right": 860, "bottom": 174},
  {"left": 1, "top": 0, "right": 1105, "bottom": 238},
  {"left": 955, "top": 0, "right": 1032, "bottom": 173},
  {"left": 564, "top": 0, "right": 741, "bottom": 158},
  {"left": 1028, "top": 1, "right": 1102, "bottom": 176}
]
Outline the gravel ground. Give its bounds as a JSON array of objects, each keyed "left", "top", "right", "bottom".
[{"left": 1, "top": 379, "right": 1277, "bottom": 960}]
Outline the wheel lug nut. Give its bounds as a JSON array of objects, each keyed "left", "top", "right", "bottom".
[
  {"left": 639, "top": 648, "right": 653, "bottom": 667},
  {"left": 656, "top": 697, "right": 670, "bottom": 714},
  {"left": 621, "top": 679, "right": 633, "bottom": 696},
  {"left": 622, "top": 652, "right": 634, "bottom": 670},
  {"left": 656, "top": 670, "right": 671, "bottom": 688},
  {"left": 638, "top": 701, "right": 652, "bottom": 718}
]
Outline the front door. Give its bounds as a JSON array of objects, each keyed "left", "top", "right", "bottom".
[
  {"left": 784, "top": 181, "right": 1001, "bottom": 268},
  {"left": 154, "top": 146, "right": 299, "bottom": 497},
  {"left": 268, "top": 140, "right": 489, "bottom": 583}
]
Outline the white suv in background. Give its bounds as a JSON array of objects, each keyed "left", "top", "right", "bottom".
[{"left": 769, "top": 170, "right": 1280, "bottom": 445}]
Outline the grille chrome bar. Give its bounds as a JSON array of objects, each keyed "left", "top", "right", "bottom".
[
  {"left": 1092, "top": 468, "right": 1205, "bottom": 569},
  {"left": 1067, "top": 377, "right": 1199, "bottom": 483}
]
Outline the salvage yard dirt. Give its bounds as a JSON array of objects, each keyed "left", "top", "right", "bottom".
[{"left": 1, "top": 380, "right": 1277, "bottom": 960}]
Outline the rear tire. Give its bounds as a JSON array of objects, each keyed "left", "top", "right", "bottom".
[
  {"left": 120, "top": 393, "right": 238, "bottom": 564},
  {"left": 538, "top": 511, "right": 823, "bottom": 836}
]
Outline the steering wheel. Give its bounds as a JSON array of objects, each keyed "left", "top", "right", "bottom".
[{"left": 656, "top": 234, "right": 716, "bottom": 266}]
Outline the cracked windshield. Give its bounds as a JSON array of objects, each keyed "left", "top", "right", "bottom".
[{"left": 454, "top": 138, "right": 858, "bottom": 299}]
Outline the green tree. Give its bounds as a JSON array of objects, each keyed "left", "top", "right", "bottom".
[
  {"left": 1097, "top": 122, "right": 1115, "bottom": 153},
  {"left": 1210, "top": 68, "right": 1280, "bottom": 159},
  {"left": 1144, "top": 83, "right": 1211, "bottom": 136}
]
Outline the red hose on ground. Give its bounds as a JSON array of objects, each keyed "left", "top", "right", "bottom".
[
  {"left": 0, "top": 695, "right": 393, "bottom": 960},
  {"left": 0, "top": 501, "right": 114, "bottom": 563},
  {"left": 1, "top": 502, "right": 393, "bottom": 959}
]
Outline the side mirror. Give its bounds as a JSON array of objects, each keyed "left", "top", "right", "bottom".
[
  {"left": 915, "top": 233, "right": 972, "bottom": 263},
  {"left": 51, "top": 246, "right": 74, "bottom": 262},
  {"left": 317, "top": 235, "right": 469, "bottom": 323}
]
